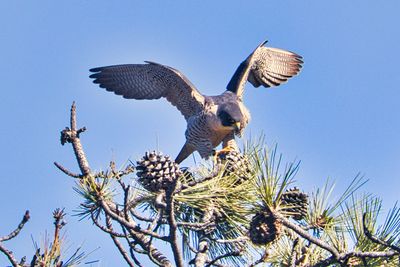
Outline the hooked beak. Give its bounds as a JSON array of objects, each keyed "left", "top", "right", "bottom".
[{"left": 233, "top": 122, "right": 241, "bottom": 133}]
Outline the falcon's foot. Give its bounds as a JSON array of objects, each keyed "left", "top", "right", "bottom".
[{"left": 212, "top": 146, "right": 238, "bottom": 165}]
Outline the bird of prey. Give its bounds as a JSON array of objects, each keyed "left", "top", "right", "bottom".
[{"left": 89, "top": 40, "right": 303, "bottom": 164}]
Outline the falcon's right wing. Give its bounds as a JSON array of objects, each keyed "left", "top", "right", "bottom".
[
  {"left": 226, "top": 40, "right": 303, "bottom": 99},
  {"left": 90, "top": 62, "right": 205, "bottom": 120}
]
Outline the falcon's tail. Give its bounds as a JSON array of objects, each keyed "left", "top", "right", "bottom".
[{"left": 175, "top": 143, "right": 196, "bottom": 164}]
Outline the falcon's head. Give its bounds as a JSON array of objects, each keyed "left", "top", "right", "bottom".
[{"left": 217, "top": 103, "right": 244, "bottom": 135}]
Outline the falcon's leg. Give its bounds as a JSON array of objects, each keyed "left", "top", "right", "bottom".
[
  {"left": 175, "top": 143, "right": 196, "bottom": 164},
  {"left": 213, "top": 132, "right": 239, "bottom": 161}
]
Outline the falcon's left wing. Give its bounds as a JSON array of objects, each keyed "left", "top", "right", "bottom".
[{"left": 89, "top": 62, "right": 205, "bottom": 120}]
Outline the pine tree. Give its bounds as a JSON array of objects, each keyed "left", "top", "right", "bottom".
[{"left": 3, "top": 103, "right": 400, "bottom": 267}]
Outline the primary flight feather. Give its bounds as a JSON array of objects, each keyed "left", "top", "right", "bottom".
[{"left": 90, "top": 40, "right": 303, "bottom": 163}]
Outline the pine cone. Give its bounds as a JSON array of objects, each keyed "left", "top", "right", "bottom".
[
  {"left": 280, "top": 187, "right": 309, "bottom": 221},
  {"left": 281, "top": 187, "right": 308, "bottom": 221},
  {"left": 136, "top": 151, "right": 182, "bottom": 192},
  {"left": 249, "top": 209, "right": 282, "bottom": 245},
  {"left": 217, "top": 150, "right": 251, "bottom": 184}
]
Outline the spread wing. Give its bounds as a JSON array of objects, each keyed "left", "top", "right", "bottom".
[
  {"left": 89, "top": 62, "right": 205, "bottom": 119},
  {"left": 226, "top": 40, "right": 303, "bottom": 99}
]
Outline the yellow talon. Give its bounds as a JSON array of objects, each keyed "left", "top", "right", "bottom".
[
  {"left": 213, "top": 146, "right": 237, "bottom": 165},
  {"left": 216, "top": 146, "right": 236, "bottom": 156}
]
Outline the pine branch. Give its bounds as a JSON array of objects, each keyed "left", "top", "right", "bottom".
[
  {"left": 121, "top": 227, "right": 144, "bottom": 267},
  {"left": 58, "top": 102, "right": 173, "bottom": 267},
  {"left": 91, "top": 211, "right": 127, "bottom": 238},
  {"left": 0, "top": 211, "right": 30, "bottom": 267},
  {"left": 289, "top": 238, "right": 299, "bottom": 267},
  {"left": 212, "top": 236, "right": 248, "bottom": 244},
  {"left": 0, "top": 210, "right": 30, "bottom": 242},
  {"left": 53, "top": 162, "right": 81, "bottom": 178},
  {"left": 100, "top": 200, "right": 169, "bottom": 240},
  {"left": 59, "top": 101, "right": 91, "bottom": 176},
  {"left": 275, "top": 211, "right": 341, "bottom": 259},
  {"left": 105, "top": 214, "right": 136, "bottom": 267},
  {"left": 0, "top": 242, "right": 19, "bottom": 267},
  {"left": 205, "top": 249, "right": 242, "bottom": 267},
  {"left": 165, "top": 185, "right": 185, "bottom": 267},
  {"left": 363, "top": 213, "right": 400, "bottom": 253},
  {"left": 193, "top": 240, "right": 209, "bottom": 267}
]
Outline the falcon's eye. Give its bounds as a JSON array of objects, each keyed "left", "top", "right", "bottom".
[{"left": 218, "top": 111, "right": 236, "bottom": 127}]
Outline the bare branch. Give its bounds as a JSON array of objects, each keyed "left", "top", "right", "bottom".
[
  {"left": 105, "top": 214, "right": 136, "bottom": 267},
  {"left": 123, "top": 185, "right": 131, "bottom": 221},
  {"left": 177, "top": 221, "right": 215, "bottom": 231},
  {"left": 165, "top": 185, "right": 184, "bottom": 267},
  {"left": 91, "top": 211, "right": 127, "bottom": 237},
  {"left": 104, "top": 201, "right": 169, "bottom": 240},
  {"left": 130, "top": 209, "right": 157, "bottom": 222},
  {"left": 0, "top": 242, "right": 19, "bottom": 267},
  {"left": 205, "top": 249, "right": 242, "bottom": 267},
  {"left": 53, "top": 162, "right": 81, "bottom": 178},
  {"left": 59, "top": 102, "right": 91, "bottom": 176},
  {"left": 211, "top": 236, "right": 248, "bottom": 244},
  {"left": 120, "top": 227, "right": 144, "bottom": 267},
  {"left": 0, "top": 210, "right": 30, "bottom": 242},
  {"left": 147, "top": 209, "right": 163, "bottom": 232},
  {"left": 183, "top": 233, "right": 198, "bottom": 253}
]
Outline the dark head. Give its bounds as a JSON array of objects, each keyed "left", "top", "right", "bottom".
[{"left": 217, "top": 104, "right": 243, "bottom": 133}]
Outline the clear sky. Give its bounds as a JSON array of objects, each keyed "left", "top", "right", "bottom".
[{"left": 1, "top": 1, "right": 400, "bottom": 266}]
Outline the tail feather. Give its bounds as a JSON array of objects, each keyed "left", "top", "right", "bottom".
[{"left": 175, "top": 143, "right": 195, "bottom": 164}]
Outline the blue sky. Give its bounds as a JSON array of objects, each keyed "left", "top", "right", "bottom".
[{"left": 1, "top": 1, "right": 400, "bottom": 266}]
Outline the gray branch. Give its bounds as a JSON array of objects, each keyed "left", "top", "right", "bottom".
[
  {"left": 105, "top": 214, "right": 136, "bottom": 267},
  {"left": 0, "top": 211, "right": 30, "bottom": 242}
]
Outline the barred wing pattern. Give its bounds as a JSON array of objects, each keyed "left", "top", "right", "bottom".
[
  {"left": 227, "top": 41, "right": 303, "bottom": 98},
  {"left": 249, "top": 47, "right": 303, "bottom": 87},
  {"left": 90, "top": 62, "right": 205, "bottom": 120}
]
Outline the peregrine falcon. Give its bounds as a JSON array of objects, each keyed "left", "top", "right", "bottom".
[{"left": 89, "top": 40, "right": 303, "bottom": 163}]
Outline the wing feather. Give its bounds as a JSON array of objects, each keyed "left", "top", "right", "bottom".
[
  {"left": 226, "top": 41, "right": 303, "bottom": 98},
  {"left": 89, "top": 62, "right": 205, "bottom": 119},
  {"left": 250, "top": 47, "right": 302, "bottom": 89}
]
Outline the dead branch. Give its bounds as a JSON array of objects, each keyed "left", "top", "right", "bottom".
[
  {"left": 91, "top": 211, "right": 127, "bottom": 237},
  {"left": 0, "top": 210, "right": 30, "bottom": 242},
  {"left": 53, "top": 161, "right": 81, "bottom": 178},
  {"left": 0, "top": 210, "right": 30, "bottom": 267},
  {"left": 105, "top": 214, "right": 136, "bottom": 267},
  {"left": 205, "top": 249, "right": 242, "bottom": 267},
  {"left": 165, "top": 184, "right": 185, "bottom": 267}
]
